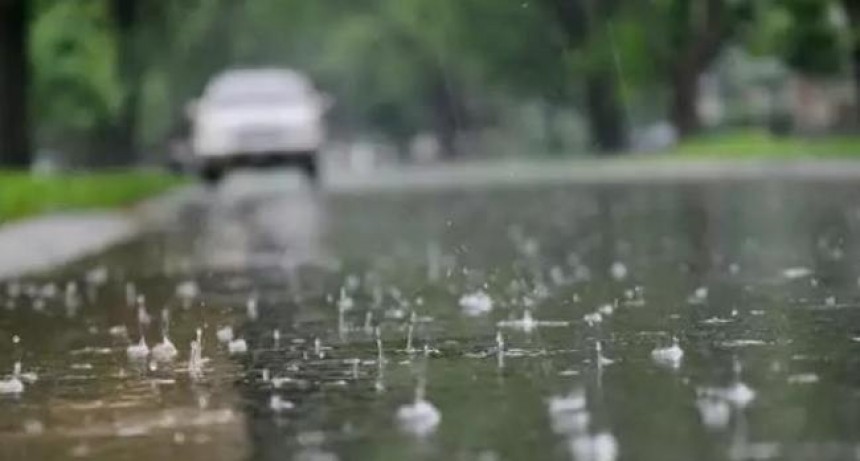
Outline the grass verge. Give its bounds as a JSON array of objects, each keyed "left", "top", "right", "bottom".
[
  {"left": 0, "top": 170, "right": 186, "bottom": 224},
  {"left": 671, "top": 130, "right": 860, "bottom": 158}
]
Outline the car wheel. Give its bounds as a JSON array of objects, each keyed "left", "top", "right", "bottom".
[
  {"left": 200, "top": 164, "right": 225, "bottom": 185},
  {"left": 300, "top": 154, "right": 320, "bottom": 185}
]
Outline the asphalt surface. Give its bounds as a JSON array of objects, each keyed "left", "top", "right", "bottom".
[{"left": 5, "top": 164, "right": 860, "bottom": 460}]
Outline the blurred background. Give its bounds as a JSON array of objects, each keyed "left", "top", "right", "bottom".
[{"left": 0, "top": 0, "right": 858, "bottom": 171}]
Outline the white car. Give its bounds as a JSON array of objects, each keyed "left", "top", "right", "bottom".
[{"left": 190, "top": 68, "right": 328, "bottom": 184}]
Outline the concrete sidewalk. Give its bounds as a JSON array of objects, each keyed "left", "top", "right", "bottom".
[{"left": 0, "top": 186, "right": 193, "bottom": 280}]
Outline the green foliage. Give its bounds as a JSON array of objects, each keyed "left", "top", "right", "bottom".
[
  {"left": 25, "top": 0, "right": 858, "bottom": 162},
  {"left": 671, "top": 129, "right": 860, "bottom": 157},
  {"left": 31, "top": 0, "right": 120, "bottom": 142},
  {"left": 768, "top": 0, "right": 846, "bottom": 76}
]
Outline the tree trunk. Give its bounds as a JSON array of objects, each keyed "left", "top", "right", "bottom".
[
  {"left": 668, "top": 0, "right": 726, "bottom": 139},
  {"left": 585, "top": 69, "right": 626, "bottom": 153},
  {"left": 429, "top": 71, "right": 464, "bottom": 158},
  {"left": 541, "top": 0, "right": 627, "bottom": 153},
  {"left": 852, "top": 46, "right": 860, "bottom": 127},
  {"left": 0, "top": 0, "right": 30, "bottom": 167},
  {"left": 110, "top": 0, "right": 140, "bottom": 166},
  {"left": 670, "top": 63, "right": 701, "bottom": 138},
  {"left": 843, "top": 0, "right": 860, "bottom": 125}
]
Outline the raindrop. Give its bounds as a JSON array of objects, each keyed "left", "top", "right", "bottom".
[
  {"left": 496, "top": 330, "right": 505, "bottom": 369},
  {"left": 247, "top": 297, "right": 259, "bottom": 321},
  {"left": 375, "top": 327, "right": 385, "bottom": 363},
  {"left": 125, "top": 282, "right": 136, "bottom": 307},
  {"left": 696, "top": 393, "right": 731, "bottom": 430},
  {"left": 787, "top": 373, "right": 819, "bottom": 385},
  {"left": 610, "top": 262, "right": 628, "bottom": 281},
  {"left": 782, "top": 267, "right": 812, "bottom": 280},
  {"left": 136, "top": 296, "right": 151, "bottom": 326},
  {"left": 405, "top": 312, "right": 417, "bottom": 354},
  {"left": 688, "top": 287, "right": 708, "bottom": 304},
  {"left": 314, "top": 337, "right": 323, "bottom": 358}
]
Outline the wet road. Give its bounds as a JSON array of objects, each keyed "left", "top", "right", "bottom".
[{"left": 4, "top": 170, "right": 860, "bottom": 460}]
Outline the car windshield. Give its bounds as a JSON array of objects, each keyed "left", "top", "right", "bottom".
[
  {"left": 208, "top": 89, "right": 306, "bottom": 107},
  {"left": 206, "top": 72, "right": 311, "bottom": 107}
]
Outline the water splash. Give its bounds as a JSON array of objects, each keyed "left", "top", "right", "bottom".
[
  {"left": 176, "top": 281, "right": 199, "bottom": 308},
  {"left": 498, "top": 310, "right": 568, "bottom": 332},
  {"left": 228, "top": 337, "right": 248, "bottom": 355},
  {"left": 269, "top": 394, "right": 295, "bottom": 413},
  {"left": 188, "top": 328, "right": 205, "bottom": 380},
  {"left": 595, "top": 342, "right": 614, "bottom": 368},
  {"left": 405, "top": 311, "right": 417, "bottom": 354},
  {"left": 569, "top": 433, "right": 618, "bottom": 461},
  {"left": 337, "top": 287, "right": 354, "bottom": 311},
  {"left": 216, "top": 326, "right": 234, "bottom": 343},
  {"left": 496, "top": 330, "right": 505, "bottom": 369},
  {"left": 136, "top": 296, "right": 151, "bottom": 326},
  {"left": 0, "top": 336, "right": 24, "bottom": 394},
  {"left": 0, "top": 362, "right": 25, "bottom": 395},
  {"left": 375, "top": 326, "right": 385, "bottom": 364},
  {"left": 396, "top": 378, "right": 441, "bottom": 436},
  {"left": 127, "top": 333, "right": 149, "bottom": 363},
  {"left": 124, "top": 282, "right": 136, "bottom": 307},
  {"left": 314, "top": 337, "right": 323, "bottom": 359},
  {"left": 651, "top": 337, "right": 684, "bottom": 369},
  {"left": 459, "top": 290, "right": 493, "bottom": 316}
]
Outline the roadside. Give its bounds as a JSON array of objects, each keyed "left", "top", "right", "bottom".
[
  {"left": 2, "top": 130, "right": 860, "bottom": 280},
  {"left": 669, "top": 130, "right": 860, "bottom": 158},
  {"left": 0, "top": 170, "right": 188, "bottom": 280}
]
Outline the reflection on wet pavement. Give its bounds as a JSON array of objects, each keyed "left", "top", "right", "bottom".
[{"left": 5, "top": 174, "right": 860, "bottom": 460}]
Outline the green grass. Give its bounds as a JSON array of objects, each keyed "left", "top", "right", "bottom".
[
  {"left": 0, "top": 170, "right": 186, "bottom": 223},
  {"left": 670, "top": 130, "right": 860, "bottom": 158}
]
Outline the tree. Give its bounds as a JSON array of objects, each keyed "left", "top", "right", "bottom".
[
  {"left": 779, "top": 0, "right": 843, "bottom": 76},
  {"left": 0, "top": 0, "right": 31, "bottom": 167},
  {"left": 540, "top": 0, "right": 628, "bottom": 152},
  {"left": 666, "top": 0, "right": 729, "bottom": 137},
  {"left": 841, "top": 0, "right": 859, "bottom": 123}
]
